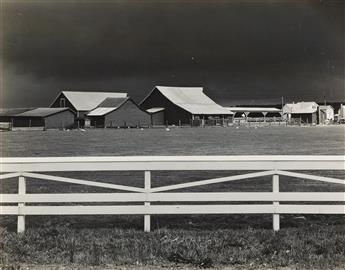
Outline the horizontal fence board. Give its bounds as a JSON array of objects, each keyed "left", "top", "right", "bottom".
[
  {"left": 1, "top": 156, "right": 344, "bottom": 172},
  {"left": 1, "top": 192, "right": 345, "bottom": 203},
  {"left": 1, "top": 204, "right": 345, "bottom": 215}
]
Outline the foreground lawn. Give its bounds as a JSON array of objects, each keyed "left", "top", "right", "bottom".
[{"left": 1, "top": 225, "right": 344, "bottom": 269}]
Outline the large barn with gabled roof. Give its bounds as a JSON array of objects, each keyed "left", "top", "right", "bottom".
[
  {"left": 140, "top": 86, "right": 233, "bottom": 125},
  {"left": 50, "top": 90, "right": 127, "bottom": 127}
]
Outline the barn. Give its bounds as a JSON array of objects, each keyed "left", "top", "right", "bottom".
[
  {"left": 283, "top": 102, "right": 319, "bottom": 124},
  {"left": 140, "top": 86, "right": 233, "bottom": 125},
  {"left": 86, "top": 97, "right": 151, "bottom": 128},
  {"left": 50, "top": 91, "right": 127, "bottom": 127},
  {"left": 11, "top": 108, "right": 75, "bottom": 129}
]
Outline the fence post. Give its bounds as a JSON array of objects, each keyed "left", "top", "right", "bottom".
[
  {"left": 18, "top": 175, "right": 26, "bottom": 233},
  {"left": 272, "top": 174, "right": 280, "bottom": 231},
  {"left": 144, "top": 171, "right": 151, "bottom": 232}
]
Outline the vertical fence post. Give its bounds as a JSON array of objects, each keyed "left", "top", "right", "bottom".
[
  {"left": 272, "top": 174, "right": 280, "bottom": 231},
  {"left": 18, "top": 175, "right": 26, "bottom": 233},
  {"left": 144, "top": 171, "right": 151, "bottom": 232}
]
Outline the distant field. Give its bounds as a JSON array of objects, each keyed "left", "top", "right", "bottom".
[
  {"left": 1, "top": 126, "right": 345, "bottom": 268},
  {"left": 1, "top": 125, "right": 345, "bottom": 156}
]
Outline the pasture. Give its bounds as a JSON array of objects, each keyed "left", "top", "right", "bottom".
[{"left": 0, "top": 125, "right": 345, "bottom": 269}]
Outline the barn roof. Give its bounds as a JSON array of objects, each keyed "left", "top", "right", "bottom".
[
  {"left": 283, "top": 102, "right": 319, "bottom": 114},
  {"left": 225, "top": 107, "right": 280, "bottom": 113},
  {"left": 51, "top": 91, "right": 127, "bottom": 111},
  {"left": 142, "top": 86, "right": 233, "bottom": 115},
  {"left": 16, "top": 107, "right": 73, "bottom": 117},
  {"left": 319, "top": 105, "right": 334, "bottom": 111},
  {"left": 87, "top": 97, "right": 130, "bottom": 116},
  {"left": 97, "top": 97, "right": 129, "bottom": 108},
  {"left": 146, "top": 107, "right": 165, "bottom": 113},
  {"left": 0, "top": 108, "right": 34, "bottom": 116}
]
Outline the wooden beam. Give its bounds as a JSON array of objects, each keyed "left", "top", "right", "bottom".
[
  {"left": 22, "top": 172, "right": 145, "bottom": 193},
  {"left": 277, "top": 170, "right": 345, "bottom": 185},
  {"left": 150, "top": 171, "right": 275, "bottom": 192},
  {"left": 1, "top": 156, "right": 344, "bottom": 172},
  {"left": 17, "top": 176, "right": 26, "bottom": 233},
  {"left": 1, "top": 204, "right": 345, "bottom": 215},
  {"left": 0, "top": 172, "right": 22, "bottom": 180},
  {"left": 144, "top": 171, "right": 151, "bottom": 232},
  {"left": 2, "top": 192, "right": 345, "bottom": 203}
]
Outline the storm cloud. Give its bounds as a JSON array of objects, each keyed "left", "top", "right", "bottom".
[{"left": 1, "top": 0, "right": 344, "bottom": 107}]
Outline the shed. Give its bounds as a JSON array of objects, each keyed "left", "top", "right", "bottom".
[
  {"left": 0, "top": 108, "right": 33, "bottom": 123},
  {"left": 50, "top": 91, "right": 127, "bottom": 127},
  {"left": 13, "top": 107, "right": 75, "bottom": 129},
  {"left": 146, "top": 107, "right": 165, "bottom": 126},
  {"left": 225, "top": 107, "right": 282, "bottom": 118},
  {"left": 87, "top": 97, "right": 151, "bottom": 128},
  {"left": 283, "top": 102, "right": 319, "bottom": 124},
  {"left": 318, "top": 105, "right": 334, "bottom": 124},
  {"left": 140, "top": 86, "right": 233, "bottom": 125}
]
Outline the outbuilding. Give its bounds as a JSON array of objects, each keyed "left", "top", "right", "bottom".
[
  {"left": 225, "top": 107, "right": 282, "bottom": 122},
  {"left": 11, "top": 107, "right": 75, "bottom": 129},
  {"left": 86, "top": 97, "right": 151, "bottom": 128},
  {"left": 318, "top": 105, "right": 334, "bottom": 124},
  {"left": 283, "top": 102, "right": 319, "bottom": 124},
  {"left": 140, "top": 86, "right": 233, "bottom": 125},
  {"left": 50, "top": 91, "right": 127, "bottom": 127}
]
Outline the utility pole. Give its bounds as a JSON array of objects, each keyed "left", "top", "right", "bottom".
[{"left": 281, "top": 96, "right": 284, "bottom": 109}]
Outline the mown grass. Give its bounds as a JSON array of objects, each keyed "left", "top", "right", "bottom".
[{"left": 1, "top": 224, "right": 345, "bottom": 269}]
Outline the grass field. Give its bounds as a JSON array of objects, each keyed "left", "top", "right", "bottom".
[{"left": 0, "top": 125, "right": 345, "bottom": 269}]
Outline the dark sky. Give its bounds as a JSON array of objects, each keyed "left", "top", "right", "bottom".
[{"left": 1, "top": 0, "right": 344, "bottom": 107}]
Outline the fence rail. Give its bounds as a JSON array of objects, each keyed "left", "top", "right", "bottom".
[{"left": 1, "top": 156, "right": 344, "bottom": 233}]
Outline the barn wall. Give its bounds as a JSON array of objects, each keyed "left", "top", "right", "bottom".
[
  {"left": 290, "top": 113, "right": 317, "bottom": 124},
  {"left": 141, "top": 89, "right": 191, "bottom": 125},
  {"left": 90, "top": 116, "right": 105, "bottom": 128},
  {"left": 13, "top": 117, "right": 44, "bottom": 127},
  {"left": 51, "top": 93, "right": 76, "bottom": 112},
  {"left": 44, "top": 110, "right": 75, "bottom": 129},
  {"left": 151, "top": 111, "right": 165, "bottom": 125},
  {"left": 104, "top": 100, "right": 151, "bottom": 127}
]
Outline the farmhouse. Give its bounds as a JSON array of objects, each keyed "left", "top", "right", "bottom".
[
  {"left": 283, "top": 102, "right": 319, "bottom": 124},
  {"left": 318, "top": 105, "right": 334, "bottom": 124},
  {"left": 86, "top": 97, "right": 151, "bottom": 128},
  {"left": 50, "top": 91, "right": 127, "bottom": 127},
  {"left": 6, "top": 107, "right": 75, "bottom": 129},
  {"left": 140, "top": 86, "right": 233, "bottom": 125}
]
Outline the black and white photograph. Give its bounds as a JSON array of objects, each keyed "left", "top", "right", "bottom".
[{"left": 0, "top": 0, "right": 344, "bottom": 269}]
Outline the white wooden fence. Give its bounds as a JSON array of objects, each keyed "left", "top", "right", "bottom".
[{"left": 0, "top": 156, "right": 344, "bottom": 233}]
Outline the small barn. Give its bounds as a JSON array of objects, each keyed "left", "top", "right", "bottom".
[
  {"left": 50, "top": 91, "right": 127, "bottom": 127},
  {"left": 12, "top": 108, "right": 75, "bottom": 129},
  {"left": 140, "top": 86, "right": 233, "bottom": 125},
  {"left": 318, "top": 105, "right": 334, "bottom": 124},
  {"left": 86, "top": 97, "right": 151, "bottom": 128},
  {"left": 283, "top": 102, "right": 319, "bottom": 124},
  {"left": 146, "top": 107, "right": 165, "bottom": 126}
]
